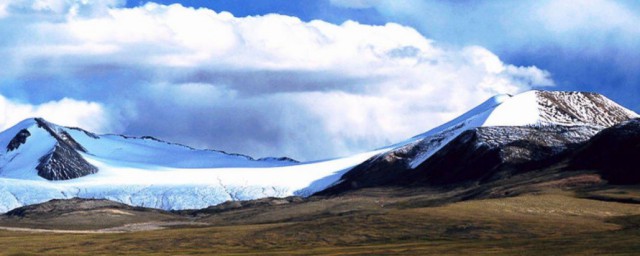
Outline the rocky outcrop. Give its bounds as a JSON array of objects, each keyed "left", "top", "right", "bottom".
[
  {"left": 258, "top": 157, "right": 299, "bottom": 163},
  {"left": 6, "top": 129, "right": 30, "bottom": 152},
  {"left": 5, "top": 198, "right": 135, "bottom": 217},
  {"left": 36, "top": 143, "right": 98, "bottom": 180}
]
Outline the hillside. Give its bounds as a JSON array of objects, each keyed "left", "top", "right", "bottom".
[{"left": 1, "top": 185, "right": 640, "bottom": 255}]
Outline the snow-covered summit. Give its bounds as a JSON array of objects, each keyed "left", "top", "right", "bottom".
[
  {"left": 391, "top": 90, "right": 638, "bottom": 169},
  {"left": 480, "top": 90, "right": 638, "bottom": 127},
  {"left": 322, "top": 91, "right": 639, "bottom": 193},
  {"left": 414, "top": 91, "right": 637, "bottom": 140}
]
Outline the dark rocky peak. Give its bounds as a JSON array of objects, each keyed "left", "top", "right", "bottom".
[
  {"left": 10, "top": 118, "right": 100, "bottom": 180},
  {"left": 36, "top": 142, "right": 98, "bottom": 180}
]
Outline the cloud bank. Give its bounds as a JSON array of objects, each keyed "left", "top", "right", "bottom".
[
  {"left": 330, "top": 0, "right": 640, "bottom": 111},
  {"left": 0, "top": 1, "right": 553, "bottom": 160},
  {"left": 0, "top": 95, "right": 109, "bottom": 132}
]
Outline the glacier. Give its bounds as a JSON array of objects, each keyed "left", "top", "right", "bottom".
[{"left": 0, "top": 118, "right": 386, "bottom": 212}]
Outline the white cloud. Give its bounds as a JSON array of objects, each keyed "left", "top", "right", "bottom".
[
  {"left": 0, "top": 1, "right": 555, "bottom": 160},
  {"left": 0, "top": 95, "right": 111, "bottom": 133},
  {"left": 0, "top": 2, "right": 8, "bottom": 18}
]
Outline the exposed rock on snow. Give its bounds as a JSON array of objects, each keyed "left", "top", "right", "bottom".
[
  {"left": 7, "top": 129, "right": 30, "bottom": 152},
  {"left": 36, "top": 143, "right": 98, "bottom": 180}
]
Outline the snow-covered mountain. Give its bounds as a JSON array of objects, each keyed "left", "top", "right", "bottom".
[
  {"left": 0, "top": 118, "right": 385, "bottom": 212},
  {"left": 0, "top": 90, "right": 637, "bottom": 212},
  {"left": 322, "top": 91, "right": 639, "bottom": 193},
  {"left": 393, "top": 90, "right": 637, "bottom": 169},
  {"left": 0, "top": 118, "right": 300, "bottom": 180}
]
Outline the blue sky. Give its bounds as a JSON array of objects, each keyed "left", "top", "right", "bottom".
[
  {"left": 125, "top": 0, "right": 388, "bottom": 25},
  {"left": 0, "top": 0, "right": 637, "bottom": 160}
]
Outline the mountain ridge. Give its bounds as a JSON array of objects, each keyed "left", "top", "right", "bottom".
[{"left": 0, "top": 90, "right": 637, "bottom": 213}]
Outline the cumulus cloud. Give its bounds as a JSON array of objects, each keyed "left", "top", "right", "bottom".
[
  {"left": 0, "top": 1, "right": 554, "bottom": 160},
  {"left": 0, "top": 95, "right": 111, "bottom": 133},
  {"left": 329, "top": 0, "right": 640, "bottom": 110}
]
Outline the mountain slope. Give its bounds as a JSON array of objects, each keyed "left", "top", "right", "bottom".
[
  {"left": 321, "top": 126, "right": 600, "bottom": 194},
  {"left": 319, "top": 91, "right": 638, "bottom": 194},
  {"left": 570, "top": 118, "right": 640, "bottom": 184}
]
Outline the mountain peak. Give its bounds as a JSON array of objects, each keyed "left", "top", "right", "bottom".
[
  {"left": 411, "top": 90, "right": 637, "bottom": 142},
  {"left": 32, "top": 118, "right": 88, "bottom": 153},
  {"left": 459, "top": 90, "right": 637, "bottom": 130},
  {"left": 0, "top": 117, "right": 98, "bottom": 180},
  {"left": 322, "top": 90, "right": 639, "bottom": 195},
  {"left": 0, "top": 116, "right": 301, "bottom": 182},
  {"left": 532, "top": 90, "right": 637, "bottom": 127}
]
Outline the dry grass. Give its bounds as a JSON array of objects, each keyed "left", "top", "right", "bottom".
[
  {"left": 0, "top": 208, "right": 180, "bottom": 231},
  {"left": 0, "top": 188, "right": 639, "bottom": 255}
]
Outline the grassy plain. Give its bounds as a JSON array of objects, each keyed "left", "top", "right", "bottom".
[{"left": 0, "top": 186, "right": 639, "bottom": 255}]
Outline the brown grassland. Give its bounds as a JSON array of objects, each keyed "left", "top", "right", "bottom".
[{"left": 0, "top": 184, "right": 639, "bottom": 255}]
